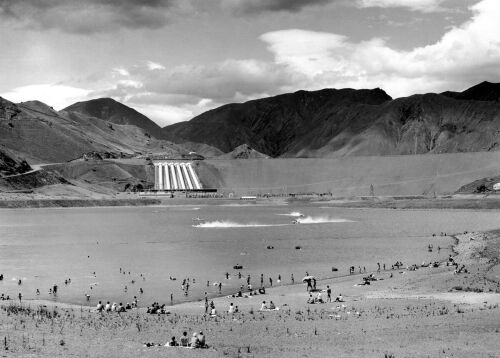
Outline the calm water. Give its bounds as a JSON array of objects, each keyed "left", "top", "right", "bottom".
[{"left": 0, "top": 205, "right": 499, "bottom": 306}]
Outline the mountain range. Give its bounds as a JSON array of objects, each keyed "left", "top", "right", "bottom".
[
  {"left": 1, "top": 81, "right": 500, "bottom": 167},
  {"left": 163, "top": 81, "right": 500, "bottom": 157}
]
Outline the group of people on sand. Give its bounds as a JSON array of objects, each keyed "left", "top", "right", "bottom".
[
  {"left": 96, "top": 298, "right": 138, "bottom": 312},
  {"left": 166, "top": 331, "right": 207, "bottom": 348},
  {"left": 147, "top": 302, "right": 169, "bottom": 314},
  {"left": 306, "top": 285, "right": 344, "bottom": 304},
  {"left": 260, "top": 300, "right": 278, "bottom": 310},
  {"left": 227, "top": 302, "right": 240, "bottom": 313}
]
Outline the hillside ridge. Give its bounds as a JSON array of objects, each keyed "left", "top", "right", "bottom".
[{"left": 163, "top": 83, "right": 500, "bottom": 157}]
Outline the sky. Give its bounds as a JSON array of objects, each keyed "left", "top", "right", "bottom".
[{"left": 1, "top": 0, "right": 499, "bottom": 127}]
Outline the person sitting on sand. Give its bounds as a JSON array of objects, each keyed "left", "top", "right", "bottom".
[
  {"left": 105, "top": 301, "right": 111, "bottom": 312},
  {"left": 234, "top": 305, "right": 239, "bottom": 313},
  {"left": 316, "top": 291, "right": 324, "bottom": 303},
  {"left": 268, "top": 301, "right": 276, "bottom": 309},
  {"left": 335, "top": 294, "right": 344, "bottom": 302},
  {"left": 167, "top": 336, "right": 178, "bottom": 347},
  {"left": 125, "top": 302, "right": 131, "bottom": 310},
  {"left": 190, "top": 333, "right": 200, "bottom": 348},
  {"left": 111, "top": 302, "right": 117, "bottom": 312},
  {"left": 180, "top": 332, "right": 189, "bottom": 347},
  {"left": 228, "top": 303, "right": 235, "bottom": 313},
  {"left": 198, "top": 331, "right": 206, "bottom": 348},
  {"left": 307, "top": 294, "right": 314, "bottom": 304},
  {"left": 260, "top": 301, "right": 267, "bottom": 310},
  {"left": 96, "top": 301, "right": 103, "bottom": 312},
  {"left": 210, "top": 307, "right": 217, "bottom": 316}
]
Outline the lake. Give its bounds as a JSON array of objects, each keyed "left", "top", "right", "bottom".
[{"left": 0, "top": 205, "right": 499, "bottom": 306}]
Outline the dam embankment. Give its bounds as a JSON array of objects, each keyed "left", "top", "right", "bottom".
[{"left": 205, "top": 151, "right": 500, "bottom": 196}]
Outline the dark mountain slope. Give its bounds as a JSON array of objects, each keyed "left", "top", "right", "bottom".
[
  {"left": 163, "top": 88, "right": 392, "bottom": 156},
  {"left": 64, "top": 98, "right": 163, "bottom": 138},
  {"left": 0, "top": 149, "right": 31, "bottom": 177},
  {"left": 442, "top": 81, "right": 500, "bottom": 102},
  {"left": 162, "top": 84, "right": 500, "bottom": 158}
]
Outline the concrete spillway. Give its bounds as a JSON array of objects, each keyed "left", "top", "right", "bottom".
[{"left": 154, "top": 162, "right": 203, "bottom": 191}]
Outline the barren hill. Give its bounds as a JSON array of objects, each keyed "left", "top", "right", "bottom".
[
  {"left": 442, "top": 81, "right": 500, "bottom": 101},
  {"left": 0, "top": 97, "right": 187, "bottom": 163},
  {"left": 217, "top": 144, "right": 269, "bottom": 159},
  {"left": 64, "top": 98, "right": 163, "bottom": 139},
  {"left": 163, "top": 84, "right": 500, "bottom": 158}
]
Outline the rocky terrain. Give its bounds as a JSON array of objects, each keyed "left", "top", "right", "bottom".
[
  {"left": 163, "top": 82, "right": 500, "bottom": 158},
  {"left": 0, "top": 97, "right": 186, "bottom": 164},
  {"left": 216, "top": 144, "right": 268, "bottom": 159},
  {"left": 0, "top": 148, "right": 31, "bottom": 177}
]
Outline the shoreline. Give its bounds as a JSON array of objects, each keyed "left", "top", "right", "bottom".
[
  {"left": 1, "top": 195, "right": 500, "bottom": 210},
  {"left": 7, "top": 228, "right": 500, "bottom": 311},
  {"left": 1, "top": 229, "right": 500, "bottom": 357}
]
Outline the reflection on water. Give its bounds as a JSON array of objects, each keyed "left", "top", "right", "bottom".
[{"left": 0, "top": 206, "right": 498, "bottom": 306}]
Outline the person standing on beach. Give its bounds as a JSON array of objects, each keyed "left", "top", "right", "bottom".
[
  {"left": 226, "top": 272, "right": 229, "bottom": 280},
  {"left": 327, "top": 285, "right": 332, "bottom": 302},
  {"left": 260, "top": 274, "right": 264, "bottom": 286},
  {"left": 18, "top": 292, "right": 22, "bottom": 302},
  {"left": 269, "top": 277, "right": 273, "bottom": 286},
  {"left": 247, "top": 275, "right": 251, "bottom": 285},
  {"left": 218, "top": 282, "right": 222, "bottom": 293},
  {"left": 170, "top": 293, "right": 173, "bottom": 305},
  {"left": 313, "top": 278, "right": 316, "bottom": 290},
  {"left": 377, "top": 263, "right": 381, "bottom": 273},
  {"left": 291, "top": 274, "right": 294, "bottom": 284}
]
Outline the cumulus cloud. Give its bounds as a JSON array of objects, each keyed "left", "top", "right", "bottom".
[
  {"left": 0, "top": 0, "right": 180, "bottom": 33},
  {"left": 222, "top": 0, "right": 332, "bottom": 14},
  {"left": 87, "top": 0, "right": 500, "bottom": 125},
  {"left": 91, "top": 58, "right": 294, "bottom": 125},
  {"left": 260, "top": 0, "right": 500, "bottom": 97},
  {"left": 358, "top": 0, "right": 446, "bottom": 12}
]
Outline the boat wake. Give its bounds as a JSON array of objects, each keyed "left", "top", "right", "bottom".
[
  {"left": 294, "top": 216, "right": 354, "bottom": 224},
  {"left": 277, "top": 211, "right": 304, "bottom": 217},
  {"left": 194, "top": 216, "right": 352, "bottom": 228},
  {"left": 193, "top": 220, "right": 289, "bottom": 228}
]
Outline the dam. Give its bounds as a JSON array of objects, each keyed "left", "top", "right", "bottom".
[{"left": 153, "top": 161, "right": 203, "bottom": 191}]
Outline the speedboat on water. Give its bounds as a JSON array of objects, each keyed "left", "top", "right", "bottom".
[
  {"left": 192, "top": 217, "right": 206, "bottom": 227},
  {"left": 292, "top": 219, "right": 301, "bottom": 224}
]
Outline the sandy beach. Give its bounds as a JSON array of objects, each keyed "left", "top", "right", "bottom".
[{"left": 1, "top": 229, "right": 499, "bottom": 357}]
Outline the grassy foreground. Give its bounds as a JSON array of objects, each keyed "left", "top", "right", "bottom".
[{"left": 1, "top": 231, "right": 500, "bottom": 357}]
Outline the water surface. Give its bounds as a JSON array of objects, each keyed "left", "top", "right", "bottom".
[{"left": 0, "top": 205, "right": 498, "bottom": 306}]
